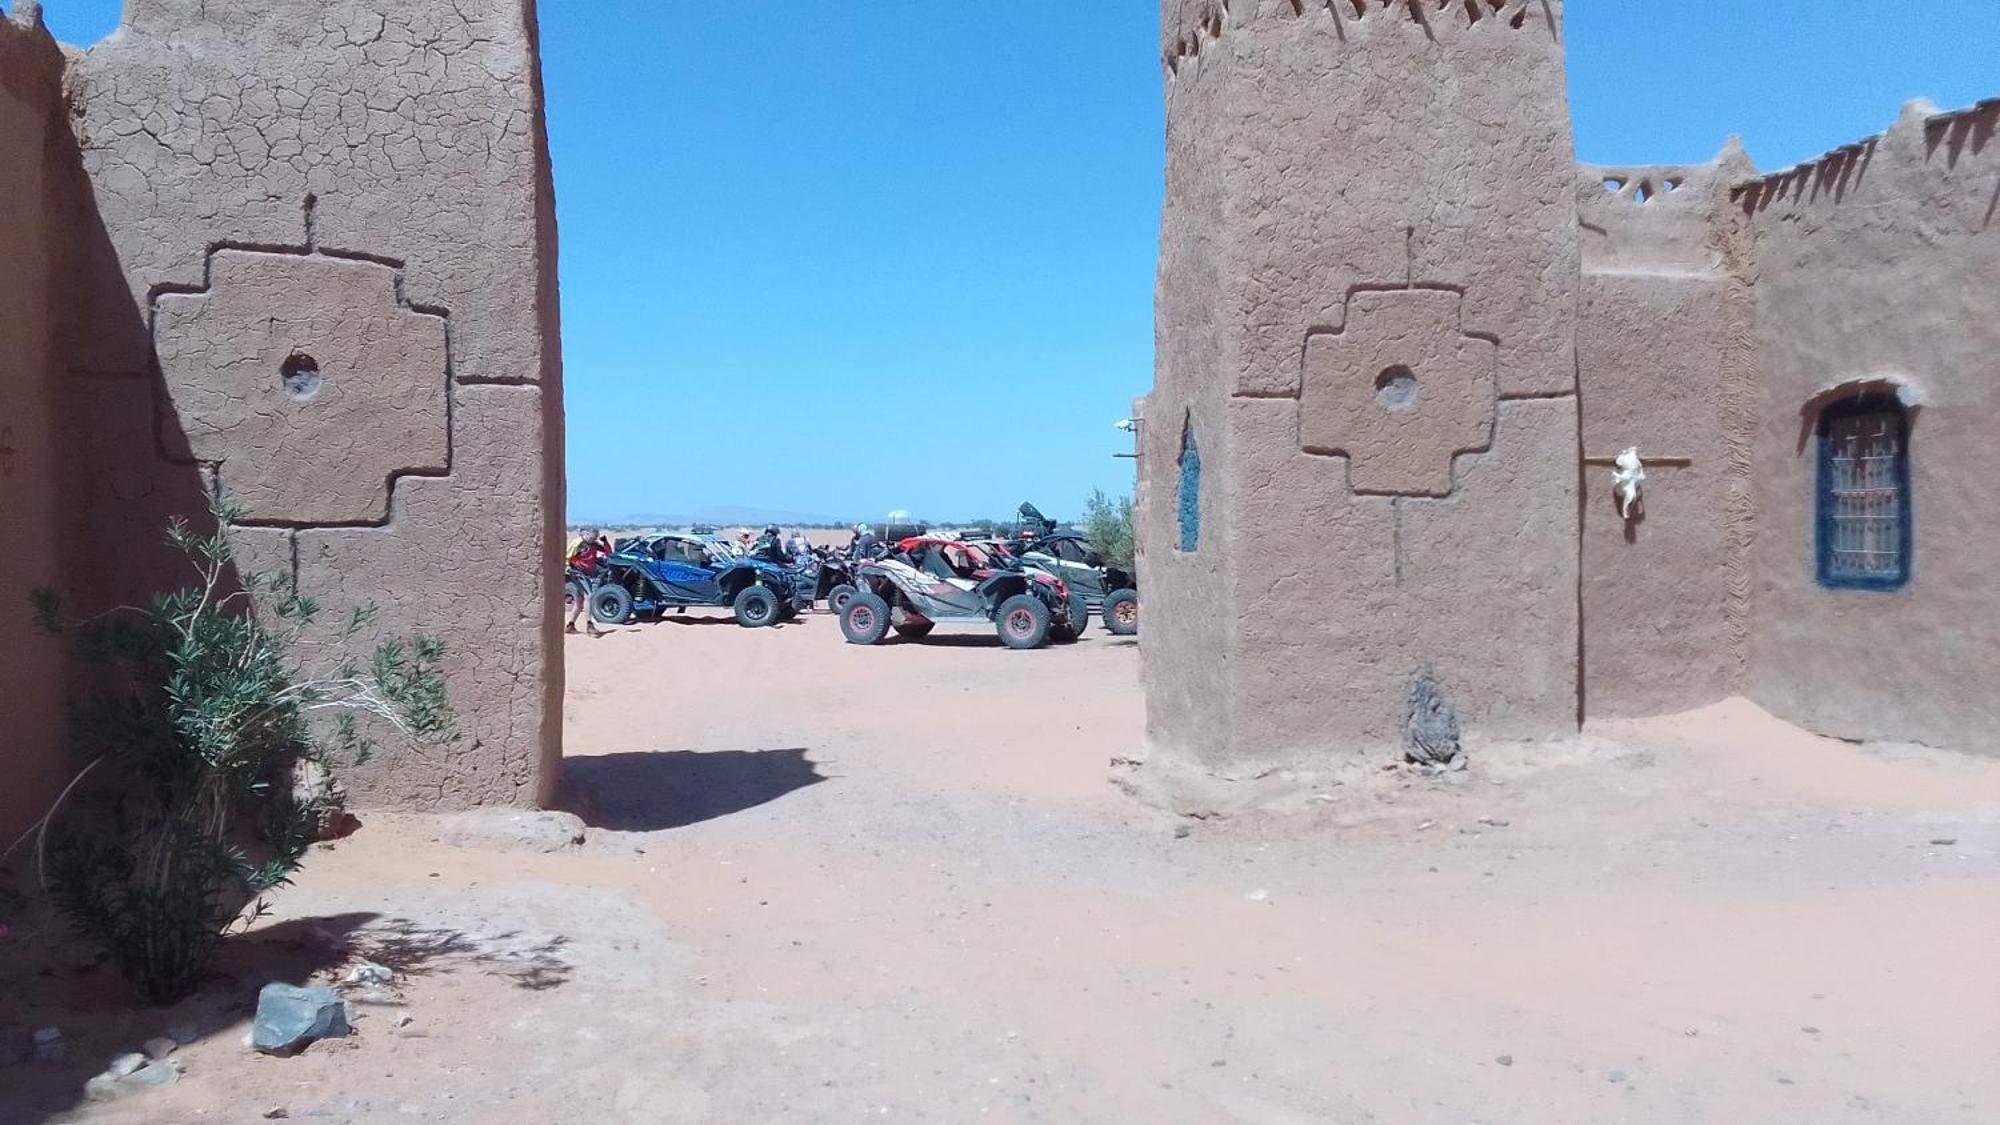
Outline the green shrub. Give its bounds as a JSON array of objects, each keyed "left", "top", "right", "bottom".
[
  {"left": 1081, "top": 489, "right": 1135, "bottom": 570},
  {"left": 30, "top": 502, "right": 451, "bottom": 1005}
]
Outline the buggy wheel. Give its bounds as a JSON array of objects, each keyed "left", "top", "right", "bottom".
[
  {"left": 733, "top": 585, "right": 782, "bottom": 628},
  {"left": 1104, "top": 589, "right": 1138, "bottom": 636},
  {"left": 826, "top": 584, "right": 857, "bottom": 616},
  {"left": 1066, "top": 592, "right": 1091, "bottom": 637},
  {"left": 995, "top": 593, "right": 1052, "bottom": 650},
  {"left": 565, "top": 578, "right": 589, "bottom": 614},
  {"left": 841, "top": 592, "right": 892, "bottom": 645},
  {"left": 589, "top": 584, "right": 633, "bottom": 625}
]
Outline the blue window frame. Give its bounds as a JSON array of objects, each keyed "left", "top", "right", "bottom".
[
  {"left": 1177, "top": 418, "right": 1201, "bottom": 553},
  {"left": 1816, "top": 395, "right": 1910, "bottom": 590}
]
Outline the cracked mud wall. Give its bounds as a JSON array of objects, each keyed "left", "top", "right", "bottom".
[
  {"left": 1144, "top": 0, "right": 1580, "bottom": 775},
  {"left": 0, "top": 10, "right": 70, "bottom": 840},
  {"left": 1737, "top": 100, "right": 2000, "bottom": 751},
  {"left": 57, "top": 0, "right": 565, "bottom": 807}
]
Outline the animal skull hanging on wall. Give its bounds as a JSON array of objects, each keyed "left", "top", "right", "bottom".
[{"left": 1611, "top": 447, "right": 1646, "bottom": 520}]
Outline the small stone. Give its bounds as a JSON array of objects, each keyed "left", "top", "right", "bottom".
[
  {"left": 251, "top": 983, "right": 350, "bottom": 1055},
  {"left": 1416, "top": 820, "right": 1437, "bottom": 831},
  {"left": 1245, "top": 889, "right": 1270, "bottom": 902},
  {"left": 264, "top": 1110, "right": 290, "bottom": 1121},
  {"left": 1495, "top": 1055, "right": 1513, "bottom": 1067},
  {"left": 1929, "top": 838, "right": 1958, "bottom": 847},
  {"left": 348, "top": 985, "right": 404, "bottom": 1007},
  {"left": 1802, "top": 1026, "right": 1820, "bottom": 1035},
  {"left": 144, "top": 1037, "right": 179, "bottom": 1060},
  {"left": 1479, "top": 817, "right": 1511, "bottom": 828},
  {"left": 1173, "top": 825, "right": 1191, "bottom": 839},
  {"left": 1608, "top": 1070, "right": 1627, "bottom": 1084},
  {"left": 126, "top": 1060, "right": 182, "bottom": 1089},
  {"left": 32, "top": 1027, "right": 64, "bottom": 1065},
  {"left": 109, "top": 1052, "right": 148, "bottom": 1077},
  {"left": 342, "top": 962, "right": 394, "bottom": 986},
  {"left": 85, "top": 1074, "right": 128, "bottom": 1102},
  {"left": 168, "top": 1024, "right": 199, "bottom": 1046}
]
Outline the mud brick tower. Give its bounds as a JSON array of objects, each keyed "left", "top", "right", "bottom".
[
  {"left": 1140, "top": 1, "right": 1579, "bottom": 775},
  {"left": 0, "top": 0, "right": 566, "bottom": 828}
]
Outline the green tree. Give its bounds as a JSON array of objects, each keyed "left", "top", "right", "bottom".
[
  {"left": 23, "top": 500, "right": 452, "bottom": 1004},
  {"left": 1082, "top": 489, "right": 1135, "bottom": 569}
]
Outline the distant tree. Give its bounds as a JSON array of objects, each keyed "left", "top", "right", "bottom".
[{"left": 1082, "top": 489, "right": 1135, "bottom": 569}]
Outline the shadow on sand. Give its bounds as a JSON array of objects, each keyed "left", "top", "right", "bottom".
[{"left": 556, "top": 747, "right": 826, "bottom": 832}]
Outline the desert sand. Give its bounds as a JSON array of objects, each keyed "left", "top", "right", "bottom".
[{"left": 4, "top": 611, "right": 1997, "bottom": 1123}]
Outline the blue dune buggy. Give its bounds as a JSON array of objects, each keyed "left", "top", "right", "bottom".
[{"left": 588, "top": 533, "right": 805, "bottom": 628}]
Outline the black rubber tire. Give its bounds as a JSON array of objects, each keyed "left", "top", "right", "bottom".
[
  {"left": 826, "top": 584, "right": 857, "bottom": 617},
  {"left": 893, "top": 619, "right": 935, "bottom": 639},
  {"left": 1104, "top": 589, "right": 1139, "bottom": 636},
  {"left": 564, "top": 578, "right": 589, "bottom": 614},
  {"left": 995, "top": 593, "right": 1052, "bottom": 650},
  {"left": 1066, "top": 592, "right": 1091, "bottom": 637},
  {"left": 733, "top": 584, "right": 782, "bottom": 628},
  {"left": 841, "top": 592, "right": 892, "bottom": 645},
  {"left": 589, "top": 583, "right": 633, "bottom": 625}
]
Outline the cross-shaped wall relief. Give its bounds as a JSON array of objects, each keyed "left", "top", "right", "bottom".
[
  {"left": 1300, "top": 288, "right": 1497, "bottom": 497},
  {"left": 153, "top": 250, "right": 449, "bottom": 525}
]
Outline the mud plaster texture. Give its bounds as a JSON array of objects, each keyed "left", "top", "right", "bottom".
[
  {"left": 1143, "top": 0, "right": 1580, "bottom": 777},
  {"left": 1141, "top": 1, "right": 1999, "bottom": 783},
  {"left": 0, "top": 8, "right": 71, "bottom": 839},
  {"left": 0, "top": 0, "right": 564, "bottom": 835},
  {"left": 1738, "top": 100, "right": 2000, "bottom": 750}
]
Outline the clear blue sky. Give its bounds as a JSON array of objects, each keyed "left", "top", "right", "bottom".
[{"left": 31, "top": 1, "right": 2000, "bottom": 523}]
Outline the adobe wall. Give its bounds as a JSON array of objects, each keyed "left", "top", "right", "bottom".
[
  {"left": 1142, "top": 0, "right": 1580, "bottom": 779},
  {"left": 1573, "top": 152, "right": 1757, "bottom": 718},
  {"left": 56, "top": 0, "right": 566, "bottom": 807},
  {"left": 0, "top": 7, "right": 70, "bottom": 840},
  {"left": 1139, "top": 0, "right": 1240, "bottom": 765},
  {"left": 1736, "top": 100, "right": 2000, "bottom": 749}
]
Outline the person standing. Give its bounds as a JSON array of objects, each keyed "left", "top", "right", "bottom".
[{"left": 566, "top": 530, "right": 611, "bottom": 636}]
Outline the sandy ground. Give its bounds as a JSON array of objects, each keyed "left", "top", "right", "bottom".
[{"left": 4, "top": 609, "right": 1998, "bottom": 1123}]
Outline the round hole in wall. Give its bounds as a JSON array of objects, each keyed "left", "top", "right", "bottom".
[
  {"left": 281, "top": 353, "right": 322, "bottom": 401},
  {"left": 1375, "top": 365, "right": 1418, "bottom": 413}
]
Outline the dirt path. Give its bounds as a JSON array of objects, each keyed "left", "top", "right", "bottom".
[{"left": 7, "top": 610, "right": 1998, "bottom": 1122}]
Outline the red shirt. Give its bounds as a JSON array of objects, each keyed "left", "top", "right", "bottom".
[{"left": 568, "top": 541, "right": 610, "bottom": 577}]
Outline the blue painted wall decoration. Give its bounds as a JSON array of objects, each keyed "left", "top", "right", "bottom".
[
  {"left": 1177, "top": 417, "right": 1201, "bottom": 553},
  {"left": 1816, "top": 394, "right": 1911, "bottom": 591}
]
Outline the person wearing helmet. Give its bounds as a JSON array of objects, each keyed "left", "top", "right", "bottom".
[
  {"left": 850, "top": 523, "right": 880, "bottom": 559},
  {"left": 752, "top": 525, "right": 788, "bottom": 565}
]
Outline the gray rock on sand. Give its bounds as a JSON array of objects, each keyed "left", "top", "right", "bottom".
[
  {"left": 86, "top": 1059, "right": 182, "bottom": 1102},
  {"left": 127, "top": 1060, "right": 182, "bottom": 1088},
  {"left": 435, "top": 809, "right": 587, "bottom": 854},
  {"left": 108, "top": 1052, "right": 148, "bottom": 1077},
  {"left": 251, "top": 983, "right": 350, "bottom": 1055}
]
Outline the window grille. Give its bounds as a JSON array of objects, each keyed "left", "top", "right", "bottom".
[
  {"left": 1177, "top": 419, "right": 1201, "bottom": 553},
  {"left": 1817, "top": 397, "right": 1910, "bottom": 590}
]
